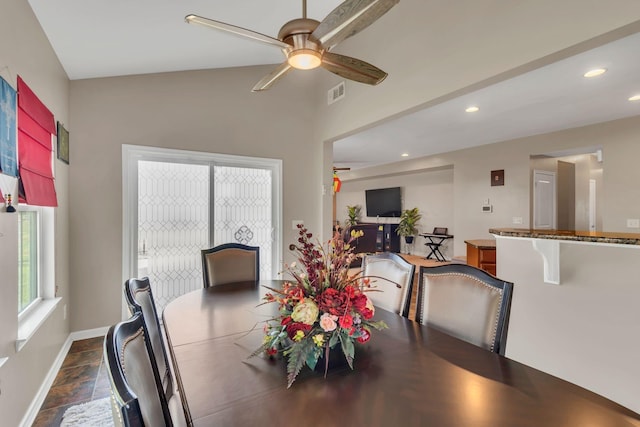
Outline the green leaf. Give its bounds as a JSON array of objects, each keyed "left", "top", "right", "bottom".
[
  {"left": 328, "top": 332, "right": 340, "bottom": 348},
  {"left": 338, "top": 333, "right": 355, "bottom": 369},
  {"left": 365, "top": 320, "right": 388, "bottom": 331},
  {"left": 286, "top": 340, "right": 315, "bottom": 388},
  {"left": 306, "top": 347, "right": 321, "bottom": 370}
]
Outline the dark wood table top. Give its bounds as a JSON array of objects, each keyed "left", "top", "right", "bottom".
[{"left": 163, "top": 280, "right": 640, "bottom": 427}]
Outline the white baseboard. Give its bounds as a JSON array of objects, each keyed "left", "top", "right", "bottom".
[
  {"left": 69, "top": 326, "right": 110, "bottom": 342},
  {"left": 19, "top": 326, "right": 110, "bottom": 427}
]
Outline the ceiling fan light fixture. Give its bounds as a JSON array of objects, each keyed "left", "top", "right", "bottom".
[{"left": 288, "top": 49, "right": 322, "bottom": 70}]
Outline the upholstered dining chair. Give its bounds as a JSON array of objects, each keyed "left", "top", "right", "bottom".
[
  {"left": 201, "top": 243, "right": 260, "bottom": 288},
  {"left": 362, "top": 252, "right": 415, "bottom": 317},
  {"left": 104, "top": 312, "right": 185, "bottom": 427},
  {"left": 416, "top": 264, "right": 513, "bottom": 355},
  {"left": 124, "top": 277, "right": 175, "bottom": 402}
]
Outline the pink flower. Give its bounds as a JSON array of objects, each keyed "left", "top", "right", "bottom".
[{"left": 319, "top": 313, "right": 338, "bottom": 332}]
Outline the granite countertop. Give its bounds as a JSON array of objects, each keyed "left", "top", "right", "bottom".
[
  {"left": 464, "top": 239, "right": 496, "bottom": 248},
  {"left": 489, "top": 228, "right": 640, "bottom": 245}
]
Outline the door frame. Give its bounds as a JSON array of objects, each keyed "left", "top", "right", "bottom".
[{"left": 122, "top": 144, "right": 282, "bottom": 319}]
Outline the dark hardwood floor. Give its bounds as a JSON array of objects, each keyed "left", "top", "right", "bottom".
[{"left": 32, "top": 336, "right": 110, "bottom": 427}]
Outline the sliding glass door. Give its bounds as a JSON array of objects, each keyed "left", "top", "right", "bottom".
[{"left": 123, "top": 145, "right": 282, "bottom": 319}]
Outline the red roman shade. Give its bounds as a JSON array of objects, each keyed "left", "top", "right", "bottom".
[{"left": 17, "top": 76, "right": 57, "bottom": 207}]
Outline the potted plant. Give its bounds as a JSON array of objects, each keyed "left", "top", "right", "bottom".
[
  {"left": 346, "top": 205, "right": 361, "bottom": 227},
  {"left": 396, "top": 207, "right": 422, "bottom": 244}
]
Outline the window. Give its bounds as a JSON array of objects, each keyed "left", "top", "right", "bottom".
[
  {"left": 15, "top": 205, "right": 57, "bottom": 351},
  {"left": 18, "top": 209, "right": 39, "bottom": 313}
]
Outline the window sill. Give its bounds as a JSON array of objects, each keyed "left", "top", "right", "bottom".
[{"left": 16, "top": 297, "right": 62, "bottom": 352}]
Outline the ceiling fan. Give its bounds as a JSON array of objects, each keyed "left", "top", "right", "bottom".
[{"left": 185, "top": 0, "right": 399, "bottom": 92}]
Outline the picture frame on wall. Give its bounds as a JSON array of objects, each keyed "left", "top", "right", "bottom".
[
  {"left": 57, "top": 121, "right": 69, "bottom": 164},
  {"left": 491, "top": 169, "right": 504, "bottom": 186}
]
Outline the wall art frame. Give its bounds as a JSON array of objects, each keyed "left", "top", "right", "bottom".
[{"left": 57, "top": 121, "right": 69, "bottom": 164}]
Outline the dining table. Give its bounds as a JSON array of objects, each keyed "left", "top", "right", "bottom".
[{"left": 163, "top": 280, "right": 640, "bottom": 427}]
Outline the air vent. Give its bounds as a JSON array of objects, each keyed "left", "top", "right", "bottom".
[{"left": 328, "top": 81, "right": 345, "bottom": 105}]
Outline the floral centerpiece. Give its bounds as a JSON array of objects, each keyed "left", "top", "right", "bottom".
[{"left": 252, "top": 224, "right": 388, "bottom": 387}]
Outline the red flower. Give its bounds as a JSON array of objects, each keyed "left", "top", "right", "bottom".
[
  {"left": 338, "top": 314, "right": 353, "bottom": 329},
  {"left": 281, "top": 316, "right": 293, "bottom": 326},
  {"left": 351, "top": 293, "right": 367, "bottom": 312},
  {"left": 356, "top": 327, "right": 371, "bottom": 343},
  {"left": 286, "top": 322, "right": 311, "bottom": 339},
  {"left": 360, "top": 307, "right": 374, "bottom": 320},
  {"left": 317, "top": 288, "right": 350, "bottom": 316},
  {"left": 266, "top": 347, "right": 278, "bottom": 356}
]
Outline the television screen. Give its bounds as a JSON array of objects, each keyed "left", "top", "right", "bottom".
[{"left": 365, "top": 187, "right": 402, "bottom": 217}]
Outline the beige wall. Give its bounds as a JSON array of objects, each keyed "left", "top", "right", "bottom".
[
  {"left": 338, "top": 115, "right": 640, "bottom": 257},
  {"left": 0, "top": 0, "right": 70, "bottom": 425},
  {"left": 336, "top": 167, "right": 454, "bottom": 256},
  {"left": 68, "top": 67, "right": 322, "bottom": 331}
]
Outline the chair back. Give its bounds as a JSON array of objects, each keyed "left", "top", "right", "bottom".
[
  {"left": 362, "top": 252, "right": 415, "bottom": 317},
  {"left": 124, "top": 277, "right": 172, "bottom": 398},
  {"left": 104, "top": 312, "right": 173, "bottom": 427},
  {"left": 416, "top": 264, "right": 513, "bottom": 354},
  {"left": 201, "top": 243, "right": 260, "bottom": 287}
]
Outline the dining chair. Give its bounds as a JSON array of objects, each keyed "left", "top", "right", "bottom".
[
  {"left": 416, "top": 264, "right": 513, "bottom": 355},
  {"left": 104, "top": 312, "right": 185, "bottom": 427},
  {"left": 361, "top": 252, "right": 415, "bottom": 317},
  {"left": 201, "top": 243, "right": 260, "bottom": 288},
  {"left": 124, "top": 277, "right": 175, "bottom": 402}
]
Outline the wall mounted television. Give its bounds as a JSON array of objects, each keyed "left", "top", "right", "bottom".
[{"left": 365, "top": 187, "right": 402, "bottom": 218}]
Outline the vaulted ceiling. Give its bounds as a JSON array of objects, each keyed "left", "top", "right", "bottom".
[{"left": 28, "top": 1, "right": 640, "bottom": 169}]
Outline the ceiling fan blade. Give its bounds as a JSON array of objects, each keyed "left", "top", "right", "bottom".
[
  {"left": 310, "top": 0, "right": 399, "bottom": 49},
  {"left": 252, "top": 62, "right": 293, "bottom": 92},
  {"left": 321, "top": 52, "right": 387, "bottom": 85},
  {"left": 185, "top": 14, "right": 290, "bottom": 50}
]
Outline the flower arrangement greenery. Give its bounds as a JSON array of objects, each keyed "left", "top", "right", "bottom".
[{"left": 252, "top": 224, "right": 388, "bottom": 387}]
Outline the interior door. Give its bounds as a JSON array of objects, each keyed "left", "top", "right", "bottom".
[{"left": 533, "top": 170, "right": 556, "bottom": 229}]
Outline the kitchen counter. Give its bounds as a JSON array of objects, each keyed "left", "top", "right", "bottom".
[{"left": 489, "top": 228, "right": 640, "bottom": 245}]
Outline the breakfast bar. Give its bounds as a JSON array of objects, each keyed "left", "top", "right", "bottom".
[{"left": 488, "top": 228, "right": 640, "bottom": 414}]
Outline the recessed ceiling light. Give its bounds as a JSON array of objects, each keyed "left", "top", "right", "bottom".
[
  {"left": 583, "top": 68, "right": 607, "bottom": 78},
  {"left": 465, "top": 106, "right": 479, "bottom": 113},
  {"left": 629, "top": 94, "right": 640, "bottom": 102},
  {"left": 401, "top": 153, "right": 409, "bottom": 157}
]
